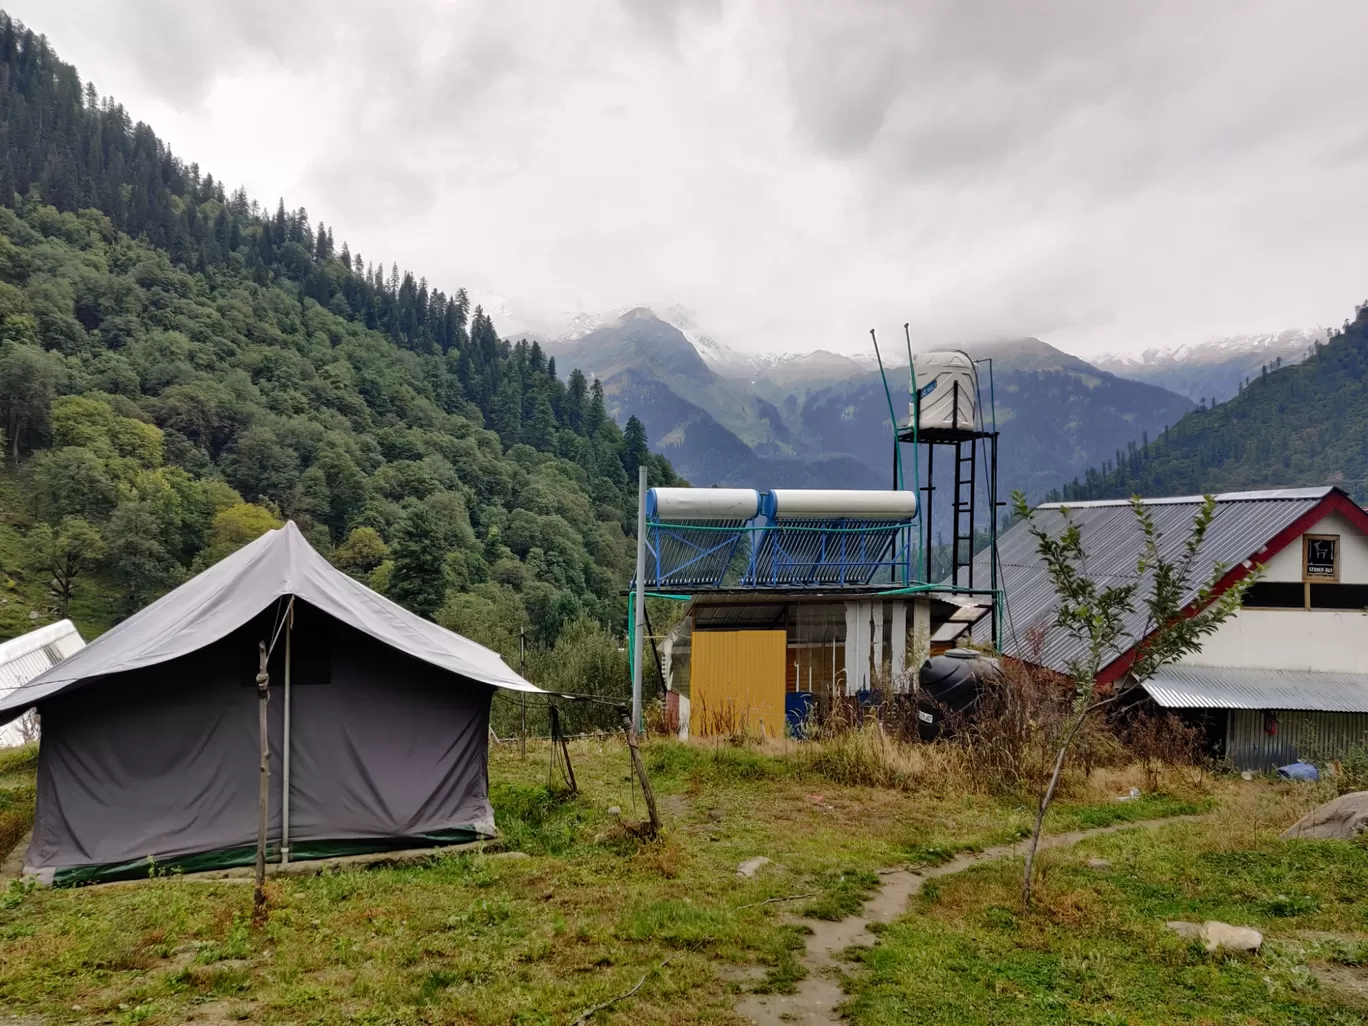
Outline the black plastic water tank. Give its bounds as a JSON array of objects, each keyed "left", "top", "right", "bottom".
[{"left": 914, "top": 650, "right": 1000, "bottom": 741}]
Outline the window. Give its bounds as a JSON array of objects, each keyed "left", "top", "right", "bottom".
[
  {"left": 1303, "top": 534, "right": 1339, "bottom": 582},
  {"left": 1310, "top": 584, "right": 1368, "bottom": 610},
  {"left": 1241, "top": 581, "right": 1368, "bottom": 610},
  {"left": 1241, "top": 582, "right": 1306, "bottom": 609}
]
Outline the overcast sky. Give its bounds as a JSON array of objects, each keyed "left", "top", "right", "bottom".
[{"left": 12, "top": 0, "right": 1368, "bottom": 356}]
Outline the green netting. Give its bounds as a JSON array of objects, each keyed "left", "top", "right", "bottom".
[{"left": 51, "top": 826, "right": 489, "bottom": 887}]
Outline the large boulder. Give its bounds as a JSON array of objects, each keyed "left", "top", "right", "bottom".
[{"left": 1281, "top": 791, "right": 1368, "bottom": 841}]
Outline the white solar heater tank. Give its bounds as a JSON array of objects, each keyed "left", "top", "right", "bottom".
[
  {"left": 647, "top": 487, "right": 760, "bottom": 521},
  {"left": 911, "top": 350, "right": 978, "bottom": 432},
  {"left": 768, "top": 489, "right": 917, "bottom": 520}
]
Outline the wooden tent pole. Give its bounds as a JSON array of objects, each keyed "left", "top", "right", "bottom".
[
  {"left": 253, "top": 641, "right": 270, "bottom": 923},
  {"left": 281, "top": 604, "right": 293, "bottom": 864}
]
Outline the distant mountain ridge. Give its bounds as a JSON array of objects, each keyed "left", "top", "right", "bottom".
[
  {"left": 1055, "top": 313, "right": 1367, "bottom": 503},
  {"left": 1094, "top": 329, "right": 1322, "bottom": 404},
  {"left": 542, "top": 308, "right": 1194, "bottom": 500}
]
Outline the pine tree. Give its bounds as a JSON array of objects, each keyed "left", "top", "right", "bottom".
[
  {"left": 565, "top": 369, "right": 588, "bottom": 433},
  {"left": 388, "top": 505, "right": 449, "bottom": 620},
  {"left": 587, "top": 379, "right": 607, "bottom": 435},
  {"left": 491, "top": 376, "right": 523, "bottom": 445},
  {"left": 620, "top": 415, "right": 649, "bottom": 479},
  {"left": 525, "top": 387, "right": 557, "bottom": 451}
]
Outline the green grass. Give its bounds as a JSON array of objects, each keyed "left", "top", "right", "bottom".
[
  {"left": 844, "top": 790, "right": 1368, "bottom": 1025},
  {"left": 1044, "top": 792, "right": 1211, "bottom": 832},
  {"left": 0, "top": 743, "right": 37, "bottom": 862},
  {"left": 0, "top": 740, "right": 1342, "bottom": 1025}
]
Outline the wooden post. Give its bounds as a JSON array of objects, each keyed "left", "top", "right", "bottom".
[
  {"left": 551, "top": 705, "right": 578, "bottom": 795},
  {"left": 622, "top": 709, "right": 660, "bottom": 836},
  {"left": 253, "top": 641, "right": 270, "bottom": 923}
]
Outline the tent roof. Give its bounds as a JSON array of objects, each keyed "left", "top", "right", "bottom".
[{"left": 0, "top": 522, "right": 539, "bottom": 724}]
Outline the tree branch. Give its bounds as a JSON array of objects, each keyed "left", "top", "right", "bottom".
[{"left": 567, "top": 956, "right": 672, "bottom": 1026}]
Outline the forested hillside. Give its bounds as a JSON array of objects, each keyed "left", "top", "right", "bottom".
[
  {"left": 0, "top": 13, "right": 681, "bottom": 659},
  {"left": 1053, "top": 305, "right": 1368, "bottom": 502}
]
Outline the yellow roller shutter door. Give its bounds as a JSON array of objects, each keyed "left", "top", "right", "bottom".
[{"left": 690, "top": 630, "right": 786, "bottom": 738}]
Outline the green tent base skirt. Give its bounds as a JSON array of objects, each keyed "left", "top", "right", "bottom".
[{"left": 52, "top": 827, "right": 491, "bottom": 887}]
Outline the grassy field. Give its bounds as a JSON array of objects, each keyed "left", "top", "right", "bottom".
[
  {"left": 846, "top": 785, "right": 1368, "bottom": 1025},
  {"left": 0, "top": 744, "right": 37, "bottom": 867},
  {"left": 0, "top": 736, "right": 1356, "bottom": 1025}
]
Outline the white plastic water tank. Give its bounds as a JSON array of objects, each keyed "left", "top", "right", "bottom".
[{"left": 911, "top": 350, "right": 978, "bottom": 432}]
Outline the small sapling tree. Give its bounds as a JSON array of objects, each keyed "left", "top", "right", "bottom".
[{"left": 1013, "top": 492, "right": 1257, "bottom": 907}]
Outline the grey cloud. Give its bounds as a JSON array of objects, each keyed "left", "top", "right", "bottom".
[
  {"left": 12, "top": 0, "right": 1368, "bottom": 357},
  {"left": 780, "top": 2, "right": 1368, "bottom": 199}
]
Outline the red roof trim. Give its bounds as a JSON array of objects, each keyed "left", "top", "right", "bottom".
[{"left": 1097, "top": 489, "right": 1368, "bottom": 687}]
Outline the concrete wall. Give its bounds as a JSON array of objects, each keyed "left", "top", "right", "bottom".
[{"left": 1181, "top": 608, "right": 1368, "bottom": 673}]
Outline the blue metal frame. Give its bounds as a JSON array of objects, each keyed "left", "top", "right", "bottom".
[
  {"left": 638, "top": 519, "right": 747, "bottom": 588},
  {"left": 743, "top": 518, "right": 915, "bottom": 587},
  {"left": 633, "top": 512, "right": 920, "bottom": 592}
]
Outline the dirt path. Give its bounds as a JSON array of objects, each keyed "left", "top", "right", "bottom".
[{"left": 734, "top": 815, "right": 1202, "bottom": 1026}]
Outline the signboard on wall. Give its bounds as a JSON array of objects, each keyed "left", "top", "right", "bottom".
[{"left": 1303, "top": 534, "right": 1339, "bottom": 582}]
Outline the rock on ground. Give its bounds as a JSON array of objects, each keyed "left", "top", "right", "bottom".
[
  {"left": 1201, "top": 921, "right": 1263, "bottom": 953},
  {"left": 1167, "top": 921, "right": 1203, "bottom": 941},
  {"left": 1166, "top": 920, "right": 1263, "bottom": 953},
  {"left": 1281, "top": 791, "right": 1368, "bottom": 841},
  {"left": 736, "top": 856, "right": 772, "bottom": 879}
]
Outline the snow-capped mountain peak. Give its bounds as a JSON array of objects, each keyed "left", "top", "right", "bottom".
[{"left": 1095, "top": 328, "right": 1324, "bottom": 369}]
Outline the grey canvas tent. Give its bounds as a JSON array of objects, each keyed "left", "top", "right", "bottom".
[{"left": 0, "top": 522, "right": 539, "bottom": 885}]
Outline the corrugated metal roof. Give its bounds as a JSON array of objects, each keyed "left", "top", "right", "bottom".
[
  {"left": 1036, "top": 486, "right": 1333, "bottom": 509},
  {"left": 966, "top": 487, "right": 1335, "bottom": 673},
  {"left": 1143, "top": 665, "right": 1368, "bottom": 713},
  {"left": 0, "top": 619, "right": 85, "bottom": 747}
]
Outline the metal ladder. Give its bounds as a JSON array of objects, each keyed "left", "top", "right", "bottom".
[{"left": 952, "top": 439, "right": 976, "bottom": 589}]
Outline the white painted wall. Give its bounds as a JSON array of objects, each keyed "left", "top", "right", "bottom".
[
  {"left": 1181, "top": 608, "right": 1368, "bottom": 673},
  {"left": 1179, "top": 511, "right": 1368, "bottom": 674},
  {"left": 1255, "top": 511, "right": 1368, "bottom": 583}
]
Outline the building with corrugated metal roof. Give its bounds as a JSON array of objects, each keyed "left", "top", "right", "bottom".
[
  {"left": 638, "top": 487, "right": 996, "bottom": 739},
  {"left": 0, "top": 620, "right": 85, "bottom": 748},
  {"left": 975, "top": 486, "right": 1368, "bottom": 770},
  {"left": 645, "top": 351, "right": 1007, "bottom": 739}
]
